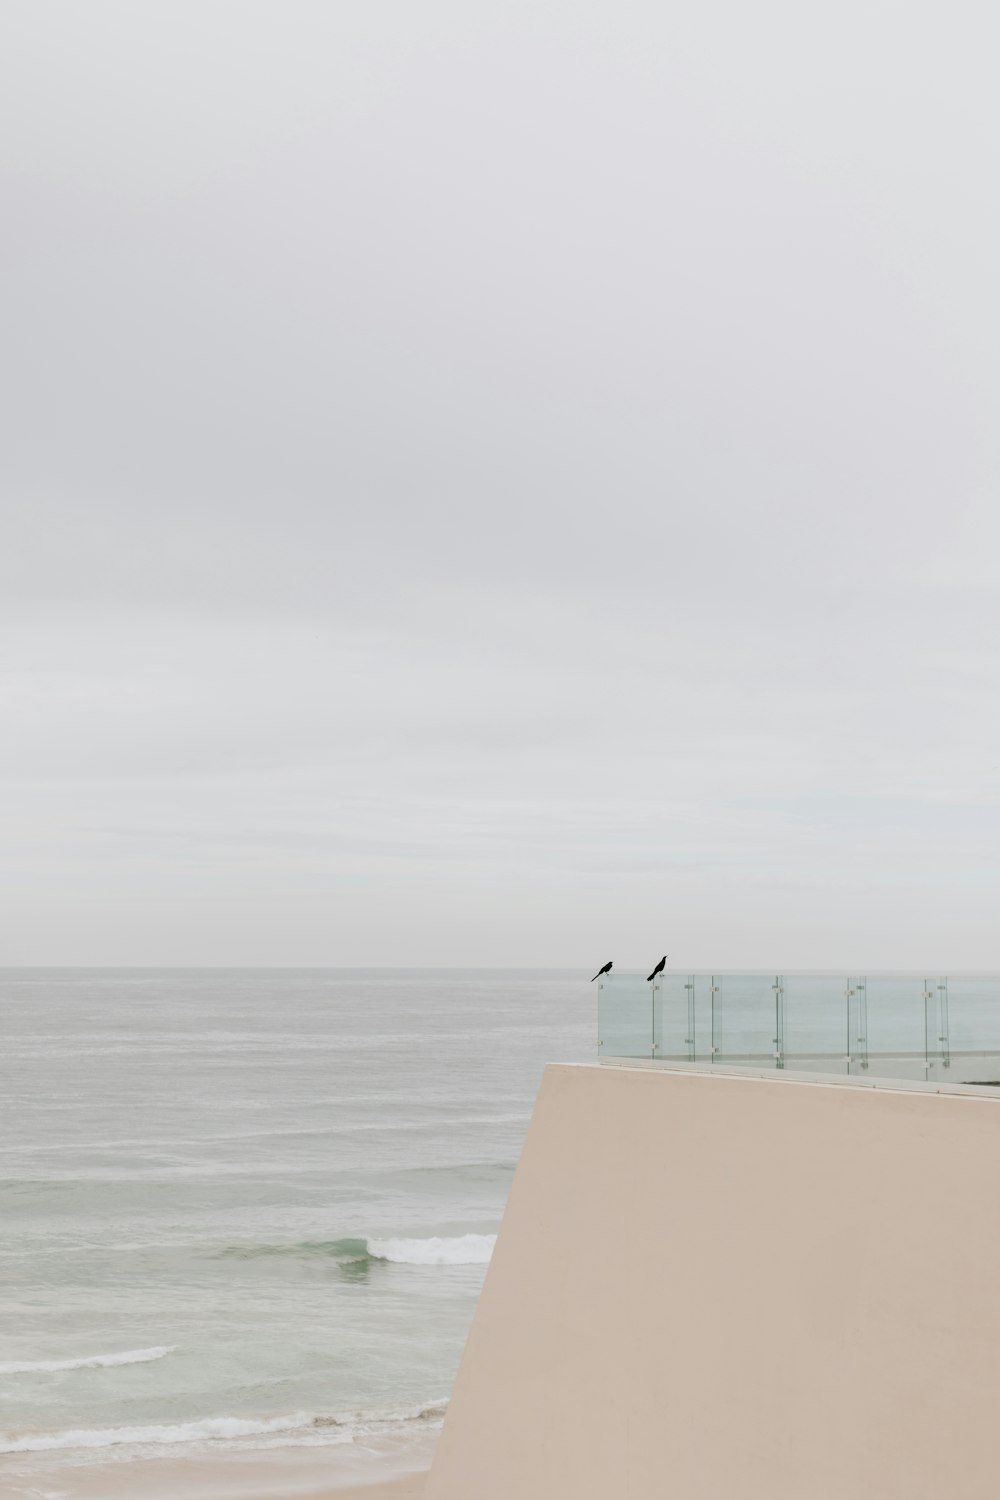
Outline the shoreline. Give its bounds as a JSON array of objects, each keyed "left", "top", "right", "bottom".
[
  {"left": 0, "top": 1474, "right": 428, "bottom": 1500},
  {"left": 0, "top": 1439, "right": 436, "bottom": 1500},
  {"left": 0, "top": 1465, "right": 430, "bottom": 1500},
  {"left": 298, "top": 1480, "right": 425, "bottom": 1500}
]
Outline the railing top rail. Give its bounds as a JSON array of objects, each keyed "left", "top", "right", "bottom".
[{"left": 599, "top": 970, "right": 1000, "bottom": 979}]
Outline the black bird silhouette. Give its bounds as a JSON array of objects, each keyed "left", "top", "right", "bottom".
[
  {"left": 590, "top": 960, "right": 613, "bottom": 982},
  {"left": 646, "top": 955, "right": 667, "bottom": 982}
]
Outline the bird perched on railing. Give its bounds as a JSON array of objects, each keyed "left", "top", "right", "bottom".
[
  {"left": 647, "top": 955, "right": 667, "bottom": 982},
  {"left": 591, "top": 960, "right": 613, "bottom": 982}
]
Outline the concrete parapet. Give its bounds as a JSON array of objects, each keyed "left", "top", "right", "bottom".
[{"left": 426, "top": 1063, "right": 1000, "bottom": 1500}]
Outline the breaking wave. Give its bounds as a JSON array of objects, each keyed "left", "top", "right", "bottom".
[
  {"left": 217, "top": 1233, "right": 496, "bottom": 1267},
  {"left": 0, "top": 1346, "right": 175, "bottom": 1376},
  {"left": 367, "top": 1234, "right": 495, "bottom": 1265}
]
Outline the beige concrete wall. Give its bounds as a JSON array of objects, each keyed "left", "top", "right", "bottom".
[{"left": 425, "top": 1064, "right": 1000, "bottom": 1500}]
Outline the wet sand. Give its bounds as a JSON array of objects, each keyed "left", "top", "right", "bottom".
[
  {"left": 0, "top": 1456, "right": 430, "bottom": 1500},
  {"left": 0, "top": 1464, "right": 425, "bottom": 1500},
  {"left": 322, "top": 1478, "right": 425, "bottom": 1500}
]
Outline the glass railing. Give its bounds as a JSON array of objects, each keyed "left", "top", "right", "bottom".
[{"left": 596, "top": 972, "right": 1000, "bottom": 1085}]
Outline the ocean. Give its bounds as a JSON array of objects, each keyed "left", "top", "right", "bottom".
[{"left": 0, "top": 969, "right": 592, "bottom": 1495}]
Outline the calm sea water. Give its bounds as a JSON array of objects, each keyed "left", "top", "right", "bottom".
[{"left": 0, "top": 969, "right": 591, "bottom": 1489}]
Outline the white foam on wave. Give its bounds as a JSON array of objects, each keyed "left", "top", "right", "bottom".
[
  {"left": 0, "top": 1402, "right": 448, "bottom": 1458},
  {"left": 0, "top": 1346, "right": 176, "bottom": 1376},
  {"left": 223, "top": 1400, "right": 449, "bottom": 1455},
  {"left": 342, "top": 1399, "right": 449, "bottom": 1428},
  {"left": 0, "top": 1411, "right": 316, "bottom": 1455},
  {"left": 367, "top": 1233, "right": 496, "bottom": 1265}
]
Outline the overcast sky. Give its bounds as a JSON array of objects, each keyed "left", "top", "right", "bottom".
[{"left": 2, "top": 1, "right": 999, "bottom": 967}]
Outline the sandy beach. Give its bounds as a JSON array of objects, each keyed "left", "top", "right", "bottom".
[
  {"left": 321, "top": 1480, "right": 425, "bottom": 1500},
  {"left": 0, "top": 1463, "right": 430, "bottom": 1500}
]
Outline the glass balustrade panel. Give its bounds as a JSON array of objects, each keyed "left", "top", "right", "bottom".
[
  {"left": 921, "top": 977, "right": 950, "bottom": 1083},
  {"left": 712, "top": 975, "right": 782, "bottom": 1067},
  {"left": 782, "top": 975, "right": 850, "bottom": 1074},
  {"left": 653, "top": 972, "right": 695, "bottom": 1061},
  {"left": 941, "top": 977, "right": 1000, "bottom": 1086},
  {"left": 862, "top": 975, "right": 928, "bottom": 1081},
  {"left": 597, "top": 972, "right": 653, "bottom": 1059},
  {"left": 692, "top": 975, "right": 715, "bottom": 1062}
]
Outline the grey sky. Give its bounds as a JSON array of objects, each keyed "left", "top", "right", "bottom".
[{"left": 2, "top": 1, "right": 999, "bottom": 966}]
